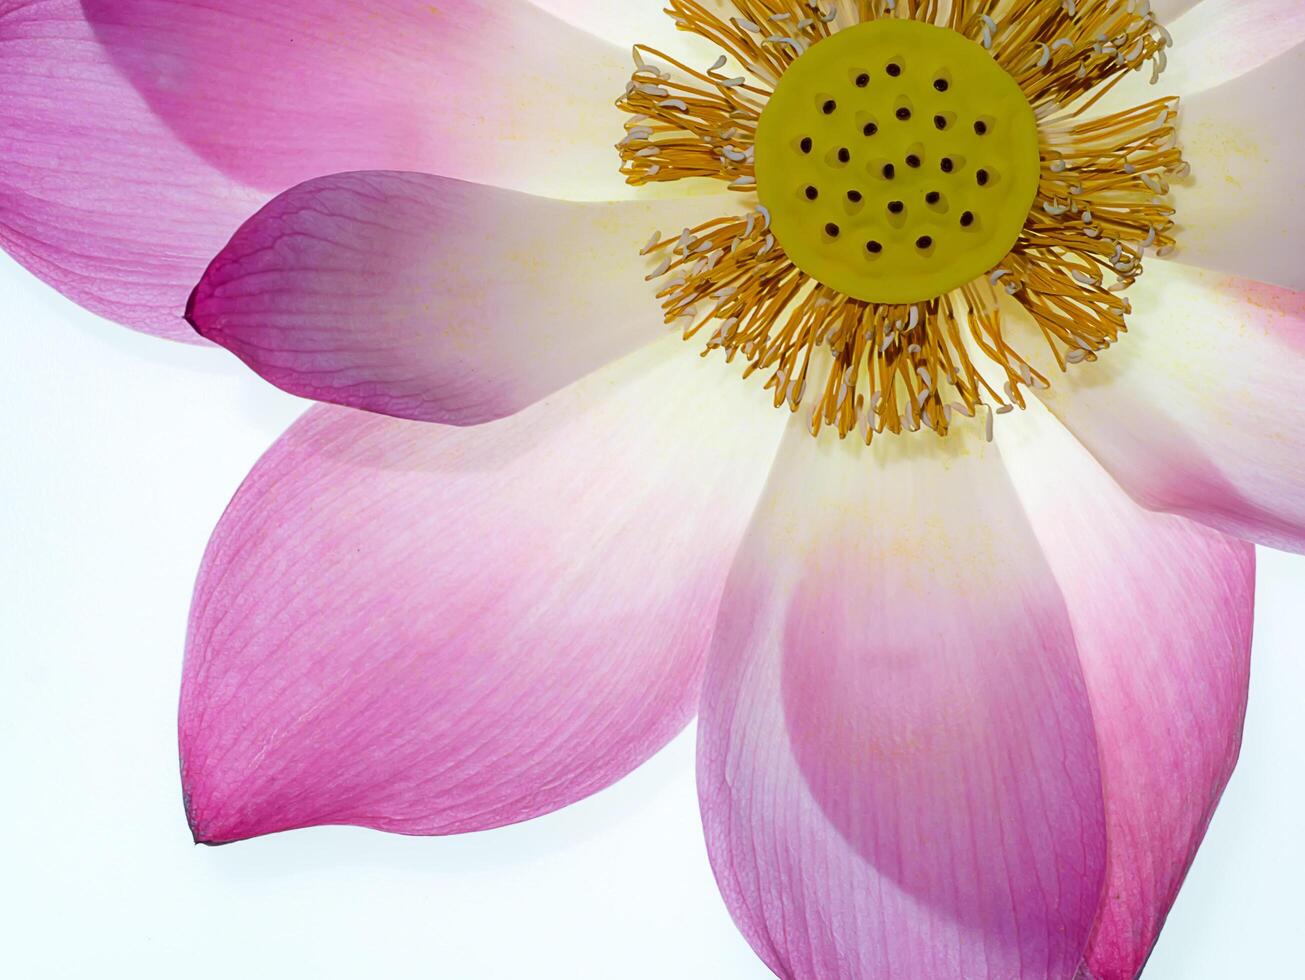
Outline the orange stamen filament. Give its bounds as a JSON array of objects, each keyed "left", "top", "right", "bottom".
[{"left": 617, "top": 0, "right": 1185, "bottom": 443}]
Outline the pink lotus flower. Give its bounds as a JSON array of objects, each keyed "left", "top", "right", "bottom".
[{"left": 2, "top": 1, "right": 1301, "bottom": 977}]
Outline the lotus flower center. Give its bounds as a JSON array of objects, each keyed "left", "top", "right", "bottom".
[{"left": 755, "top": 19, "right": 1041, "bottom": 305}]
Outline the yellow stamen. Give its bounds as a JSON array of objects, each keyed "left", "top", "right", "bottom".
[{"left": 615, "top": 0, "right": 1184, "bottom": 444}]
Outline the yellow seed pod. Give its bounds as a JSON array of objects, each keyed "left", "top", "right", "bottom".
[{"left": 755, "top": 19, "right": 1041, "bottom": 305}]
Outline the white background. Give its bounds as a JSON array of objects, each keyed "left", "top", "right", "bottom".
[{"left": 2, "top": 250, "right": 1302, "bottom": 979}]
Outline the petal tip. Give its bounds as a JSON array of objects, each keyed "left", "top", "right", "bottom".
[
  {"left": 181, "top": 759, "right": 266, "bottom": 846},
  {"left": 183, "top": 279, "right": 220, "bottom": 345},
  {"left": 183, "top": 283, "right": 201, "bottom": 336},
  {"left": 182, "top": 786, "right": 270, "bottom": 847},
  {"left": 183, "top": 788, "right": 222, "bottom": 846}
]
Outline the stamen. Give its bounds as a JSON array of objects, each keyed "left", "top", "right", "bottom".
[{"left": 616, "top": 0, "right": 1182, "bottom": 444}]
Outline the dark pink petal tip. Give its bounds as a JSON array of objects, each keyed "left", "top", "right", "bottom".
[{"left": 182, "top": 285, "right": 201, "bottom": 336}]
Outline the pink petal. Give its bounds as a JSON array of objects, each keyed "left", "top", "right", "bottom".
[
  {"left": 0, "top": 0, "right": 632, "bottom": 339},
  {"left": 81, "top": 0, "right": 632, "bottom": 200},
  {"left": 999, "top": 406, "right": 1255, "bottom": 980},
  {"left": 1164, "top": 0, "right": 1305, "bottom": 96},
  {"left": 0, "top": 0, "right": 260, "bottom": 340},
  {"left": 181, "top": 338, "right": 784, "bottom": 844},
  {"left": 188, "top": 171, "right": 724, "bottom": 425},
  {"left": 527, "top": 0, "right": 728, "bottom": 80},
  {"left": 1151, "top": 0, "right": 1202, "bottom": 23},
  {"left": 1029, "top": 262, "right": 1305, "bottom": 552},
  {"left": 527, "top": 0, "right": 683, "bottom": 49},
  {"left": 698, "top": 420, "right": 1107, "bottom": 980},
  {"left": 1170, "top": 44, "right": 1303, "bottom": 290}
]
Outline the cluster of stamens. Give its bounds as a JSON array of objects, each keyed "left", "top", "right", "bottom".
[{"left": 616, "top": 0, "right": 1185, "bottom": 443}]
